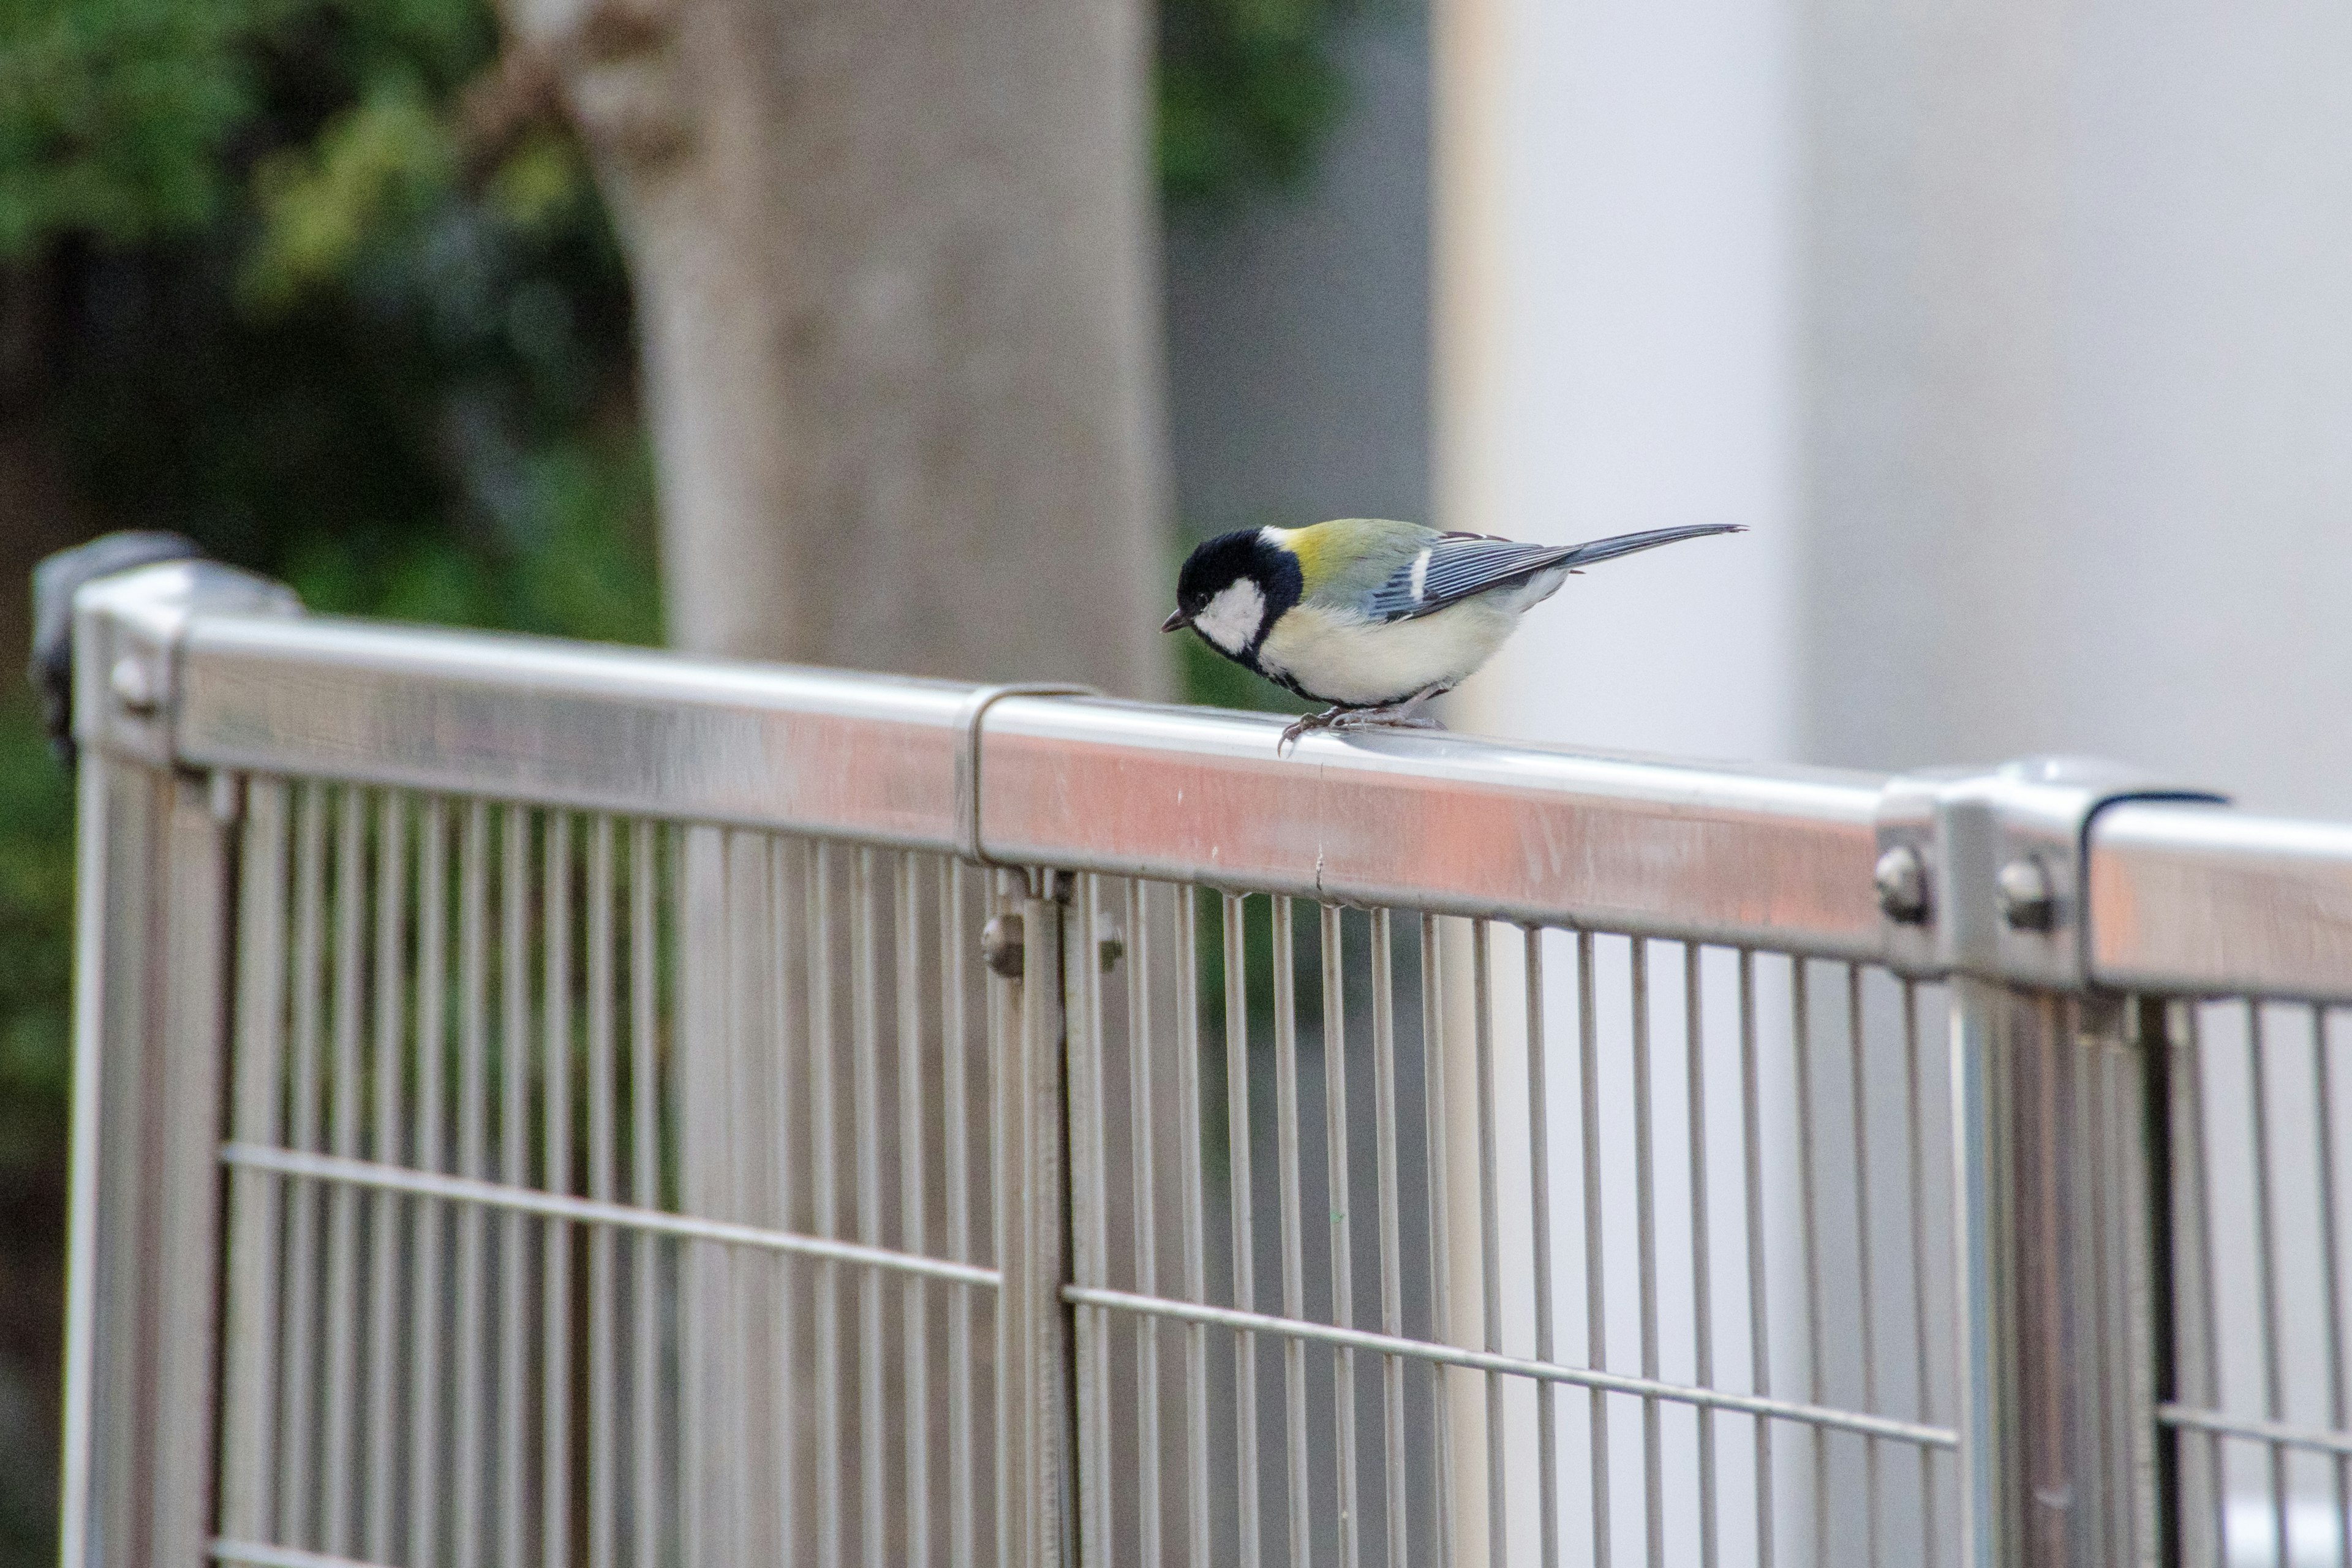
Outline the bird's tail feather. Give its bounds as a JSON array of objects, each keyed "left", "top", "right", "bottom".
[{"left": 1556, "top": 522, "right": 1745, "bottom": 570}]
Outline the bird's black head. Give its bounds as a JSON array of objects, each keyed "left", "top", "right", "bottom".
[{"left": 1163, "top": 528, "right": 1304, "bottom": 662}]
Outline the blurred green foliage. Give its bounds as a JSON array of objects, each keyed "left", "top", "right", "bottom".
[
  {"left": 1160, "top": 0, "right": 1359, "bottom": 206},
  {"left": 0, "top": 0, "right": 1357, "bottom": 1553}
]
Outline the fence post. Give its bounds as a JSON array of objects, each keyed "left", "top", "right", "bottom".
[
  {"left": 996, "top": 871, "right": 1077, "bottom": 1566},
  {"left": 1885, "top": 760, "right": 2206, "bottom": 1568},
  {"left": 51, "top": 552, "right": 299, "bottom": 1567}
]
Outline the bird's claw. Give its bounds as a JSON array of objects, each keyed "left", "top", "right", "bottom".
[
  {"left": 1276, "top": 706, "right": 1447, "bottom": 756},
  {"left": 1276, "top": 708, "right": 1342, "bottom": 756}
]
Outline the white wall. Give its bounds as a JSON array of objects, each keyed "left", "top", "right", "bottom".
[{"left": 1799, "top": 0, "right": 2352, "bottom": 818}]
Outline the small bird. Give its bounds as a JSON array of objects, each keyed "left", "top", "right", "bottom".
[{"left": 1163, "top": 518, "right": 1744, "bottom": 749}]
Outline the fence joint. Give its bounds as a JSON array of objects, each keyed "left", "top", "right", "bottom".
[{"left": 1874, "top": 756, "right": 2224, "bottom": 988}]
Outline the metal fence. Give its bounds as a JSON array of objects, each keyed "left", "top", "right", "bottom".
[{"left": 51, "top": 557, "right": 2352, "bottom": 1568}]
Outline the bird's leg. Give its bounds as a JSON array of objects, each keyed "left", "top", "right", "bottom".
[
  {"left": 1277, "top": 706, "right": 1348, "bottom": 755},
  {"left": 1327, "top": 684, "right": 1452, "bottom": 733}
]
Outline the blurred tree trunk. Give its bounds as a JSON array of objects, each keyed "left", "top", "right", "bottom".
[{"left": 503, "top": 0, "right": 1170, "bottom": 697}]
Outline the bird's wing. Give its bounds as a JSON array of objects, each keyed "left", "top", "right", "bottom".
[{"left": 1362, "top": 524, "right": 1745, "bottom": 622}]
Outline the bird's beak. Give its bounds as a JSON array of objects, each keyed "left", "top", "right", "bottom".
[{"left": 1159, "top": 608, "right": 1191, "bottom": 634}]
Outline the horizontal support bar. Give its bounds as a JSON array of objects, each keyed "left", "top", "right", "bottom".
[
  {"left": 2156, "top": 1402, "right": 2352, "bottom": 1458},
  {"left": 221, "top": 1145, "right": 1001, "bottom": 1289},
  {"left": 2090, "top": 801, "right": 2352, "bottom": 1003},
  {"left": 211, "top": 1541, "right": 391, "bottom": 1568},
  {"left": 1065, "top": 1284, "right": 1957, "bottom": 1449}
]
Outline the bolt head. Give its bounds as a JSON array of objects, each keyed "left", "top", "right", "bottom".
[
  {"left": 1874, "top": 845, "right": 1929, "bottom": 924},
  {"left": 109, "top": 655, "right": 159, "bottom": 715},
  {"left": 1997, "top": 856, "right": 2056, "bottom": 930},
  {"left": 980, "top": 913, "right": 1025, "bottom": 979}
]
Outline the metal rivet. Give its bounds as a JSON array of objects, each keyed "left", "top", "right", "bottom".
[
  {"left": 1997, "top": 856, "right": 2055, "bottom": 930},
  {"left": 110, "top": 655, "right": 159, "bottom": 715},
  {"left": 1874, "top": 845, "right": 1929, "bottom": 924},
  {"left": 981, "top": 913, "right": 1025, "bottom": 979}
]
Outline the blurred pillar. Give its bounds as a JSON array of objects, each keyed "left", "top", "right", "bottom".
[
  {"left": 1433, "top": 0, "right": 1801, "bottom": 763},
  {"left": 505, "top": 0, "right": 1170, "bottom": 699},
  {"left": 1431, "top": 0, "right": 1804, "bottom": 1560}
]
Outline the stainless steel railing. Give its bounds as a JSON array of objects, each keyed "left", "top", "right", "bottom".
[{"left": 51, "top": 553, "right": 2352, "bottom": 1567}]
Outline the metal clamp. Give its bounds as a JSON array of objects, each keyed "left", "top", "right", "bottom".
[
  {"left": 49, "top": 543, "right": 301, "bottom": 771},
  {"left": 1874, "top": 756, "right": 2225, "bottom": 988},
  {"left": 952, "top": 682, "right": 1096, "bottom": 865}
]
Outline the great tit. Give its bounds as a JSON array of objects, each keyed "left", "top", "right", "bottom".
[{"left": 1163, "top": 518, "right": 1744, "bottom": 748}]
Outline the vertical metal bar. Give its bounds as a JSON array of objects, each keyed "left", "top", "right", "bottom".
[
  {"left": 1422, "top": 914, "right": 1455, "bottom": 1568},
  {"left": 1325, "top": 905, "right": 1363, "bottom": 1568},
  {"left": 2137, "top": 997, "right": 2186, "bottom": 1568},
  {"left": 1472, "top": 921, "right": 1506, "bottom": 1561},
  {"left": 628, "top": 820, "right": 660, "bottom": 1568},
  {"left": 411, "top": 799, "right": 451, "bottom": 1568},
  {"left": 812, "top": 842, "right": 844, "bottom": 1568},
  {"left": 2311, "top": 1007, "right": 2351, "bottom": 1568},
  {"left": 1577, "top": 929, "right": 1612, "bottom": 1568},
  {"left": 221, "top": 776, "right": 291, "bottom": 1547},
  {"left": 1790, "top": 961, "right": 1826, "bottom": 1558},
  {"left": 1225, "top": 891, "right": 1263, "bottom": 1568},
  {"left": 543, "top": 813, "right": 574, "bottom": 1568},
  {"left": 1524, "top": 928, "right": 1561, "bottom": 1568},
  {"left": 900, "top": 854, "right": 933, "bottom": 1568},
  {"left": 455, "top": 799, "right": 491, "bottom": 1568},
  {"left": 1177, "top": 887, "right": 1213, "bottom": 1568},
  {"left": 500, "top": 805, "right": 530, "bottom": 1568},
  {"left": 1129, "top": 879, "right": 1164, "bottom": 1567},
  {"left": 1847, "top": 965, "right": 1880, "bottom": 1566},
  {"left": 281, "top": 780, "right": 328, "bottom": 1548},
  {"left": 1072, "top": 875, "right": 1114, "bottom": 1564},
  {"left": 675, "top": 825, "right": 712, "bottom": 1568},
  {"left": 1736, "top": 951, "right": 1773, "bottom": 1568},
  {"left": 854, "top": 848, "right": 887, "bottom": 1568},
  {"left": 366, "top": 794, "right": 406, "bottom": 1564},
  {"left": 1371, "top": 908, "right": 1411, "bottom": 1568},
  {"left": 1632, "top": 939, "right": 1664, "bottom": 1568},
  {"left": 1273, "top": 895, "right": 1311, "bottom": 1568},
  {"left": 56, "top": 748, "right": 113, "bottom": 1568},
  {"left": 587, "top": 818, "right": 617, "bottom": 1568},
  {"left": 2080, "top": 1006, "right": 2116, "bottom": 1561},
  {"left": 771, "top": 839, "right": 801, "bottom": 1568},
  {"left": 1902, "top": 981, "right": 1938, "bottom": 1568},
  {"left": 2171, "top": 1005, "right": 2227, "bottom": 1568},
  {"left": 2245, "top": 1001, "right": 2291, "bottom": 1566},
  {"left": 1683, "top": 946, "right": 1717, "bottom": 1568},
  {"left": 943, "top": 859, "right": 974, "bottom": 1568},
  {"left": 322, "top": 789, "right": 366, "bottom": 1554}
]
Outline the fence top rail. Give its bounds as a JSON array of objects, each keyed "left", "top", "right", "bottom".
[
  {"left": 72, "top": 570, "right": 2352, "bottom": 991},
  {"left": 166, "top": 605, "right": 1895, "bottom": 957}
]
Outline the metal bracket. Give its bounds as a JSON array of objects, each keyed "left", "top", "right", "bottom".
[
  {"left": 1874, "top": 756, "right": 2225, "bottom": 988},
  {"left": 65, "top": 555, "right": 301, "bottom": 770},
  {"left": 952, "top": 682, "right": 1096, "bottom": 866}
]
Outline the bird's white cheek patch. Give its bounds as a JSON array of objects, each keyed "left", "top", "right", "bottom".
[{"left": 1194, "top": 578, "right": 1267, "bottom": 654}]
